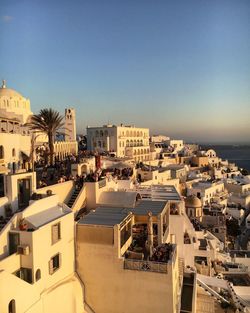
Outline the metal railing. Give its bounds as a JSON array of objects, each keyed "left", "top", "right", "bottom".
[{"left": 124, "top": 259, "right": 168, "bottom": 274}]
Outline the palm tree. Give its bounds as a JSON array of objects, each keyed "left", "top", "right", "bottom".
[{"left": 28, "top": 109, "right": 64, "bottom": 165}]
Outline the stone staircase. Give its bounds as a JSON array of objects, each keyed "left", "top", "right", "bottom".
[
  {"left": 196, "top": 277, "right": 230, "bottom": 305},
  {"left": 67, "top": 188, "right": 81, "bottom": 208}
]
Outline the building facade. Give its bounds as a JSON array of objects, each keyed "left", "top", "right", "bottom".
[
  {"left": 87, "top": 124, "right": 150, "bottom": 162},
  {"left": 0, "top": 81, "right": 78, "bottom": 165}
]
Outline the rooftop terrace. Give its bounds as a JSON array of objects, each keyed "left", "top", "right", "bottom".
[{"left": 78, "top": 200, "right": 168, "bottom": 227}]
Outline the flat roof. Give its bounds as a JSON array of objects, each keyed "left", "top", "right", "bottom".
[
  {"left": 98, "top": 191, "right": 138, "bottom": 208},
  {"left": 133, "top": 200, "right": 167, "bottom": 215},
  {"left": 78, "top": 199, "right": 168, "bottom": 227},
  {"left": 25, "top": 205, "right": 71, "bottom": 228},
  {"left": 136, "top": 185, "right": 181, "bottom": 201},
  {"left": 78, "top": 207, "right": 130, "bottom": 227}
]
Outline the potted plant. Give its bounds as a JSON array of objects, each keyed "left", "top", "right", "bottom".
[{"left": 19, "top": 218, "right": 28, "bottom": 231}]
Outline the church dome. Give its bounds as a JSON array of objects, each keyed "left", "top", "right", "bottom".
[
  {"left": 0, "top": 80, "right": 32, "bottom": 123},
  {"left": 0, "top": 80, "right": 24, "bottom": 99},
  {"left": 185, "top": 195, "right": 202, "bottom": 208}
]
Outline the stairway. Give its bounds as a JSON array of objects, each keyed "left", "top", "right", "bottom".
[
  {"left": 196, "top": 277, "right": 230, "bottom": 305},
  {"left": 67, "top": 188, "right": 81, "bottom": 208}
]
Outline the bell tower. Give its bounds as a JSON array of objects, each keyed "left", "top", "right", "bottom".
[{"left": 65, "top": 108, "right": 76, "bottom": 141}]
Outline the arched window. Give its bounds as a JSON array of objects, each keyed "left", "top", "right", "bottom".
[
  {"left": 0, "top": 146, "right": 4, "bottom": 159},
  {"left": 95, "top": 130, "right": 99, "bottom": 137},
  {"left": 35, "top": 269, "right": 41, "bottom": 281},
  {"left": 12, "top": 148, "right": 16, "bottom": 157},
  {"left": 8, "top": 299, "right": 16, "bottom": 313},
  {"left": 100, "top": 130, "right": 103, "bottom": 137}
]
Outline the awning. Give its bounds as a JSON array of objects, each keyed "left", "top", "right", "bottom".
[{"left": 0, "top": 165, "right": 9, "bottom": 174}]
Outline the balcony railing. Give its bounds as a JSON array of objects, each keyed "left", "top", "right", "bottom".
[{"left": 124, "top": 259, "right": 168, "bottom": 273}]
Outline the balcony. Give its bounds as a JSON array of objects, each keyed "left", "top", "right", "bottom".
[
  {"left": 124, "top": 259, "right": 168, "bottom": 273},
  {"left": 124, "top": 244, "right": 176, "bottom": 274}
]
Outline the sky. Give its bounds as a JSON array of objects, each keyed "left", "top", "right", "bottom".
[{"left": 0, "top": 0, "right": 250, "bottom": 143}]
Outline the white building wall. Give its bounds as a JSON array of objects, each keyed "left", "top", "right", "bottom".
[
  {"left": 0, "top": 195, "right": 86, "bottom": 313},
  {"left": 187, "top": 182, "right": 225, "bottom": 205},
  {"left": 86, "top": 124, "right": 150, "bottom": 161},
  {"left": 0, "top": 132, "right": 31, "bottom": 172}
]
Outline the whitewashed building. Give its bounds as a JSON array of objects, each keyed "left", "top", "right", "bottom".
[{"left": 87, "top": 124, "right": 150, "bottom": 162}]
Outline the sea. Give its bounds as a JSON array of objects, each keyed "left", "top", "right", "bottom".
[{"left": 200, "top": 145, "right": 250, "bottom": 172}]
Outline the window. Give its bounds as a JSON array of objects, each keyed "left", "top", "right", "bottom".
[
  {"left": 0, "top": 174, "right": 4, "bottom": 197},
  {"left": 15, "top": 268, "right": 32, "bottom": 283},
  {"left": 51, "top": 222, "right": 61, "bottom": 244},
  {"left": 49, "top": 253, "right": 60, "bottom": 274},
  {"left": 8, "top": 299, "right": 16, "bottom": 313},
  {"left": 35, "top": 269, "right": 41, "bottom": 281},
  {"left": 12, "top": 148, "right": 16, "bottom": 157},
  {"left": 0, "top": 145, "right": 4, "bottom": 158}
]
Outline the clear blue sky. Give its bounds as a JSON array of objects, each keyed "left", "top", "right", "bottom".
[{"left": 1, "top": 0, "right": 250, "bottom": 143}]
